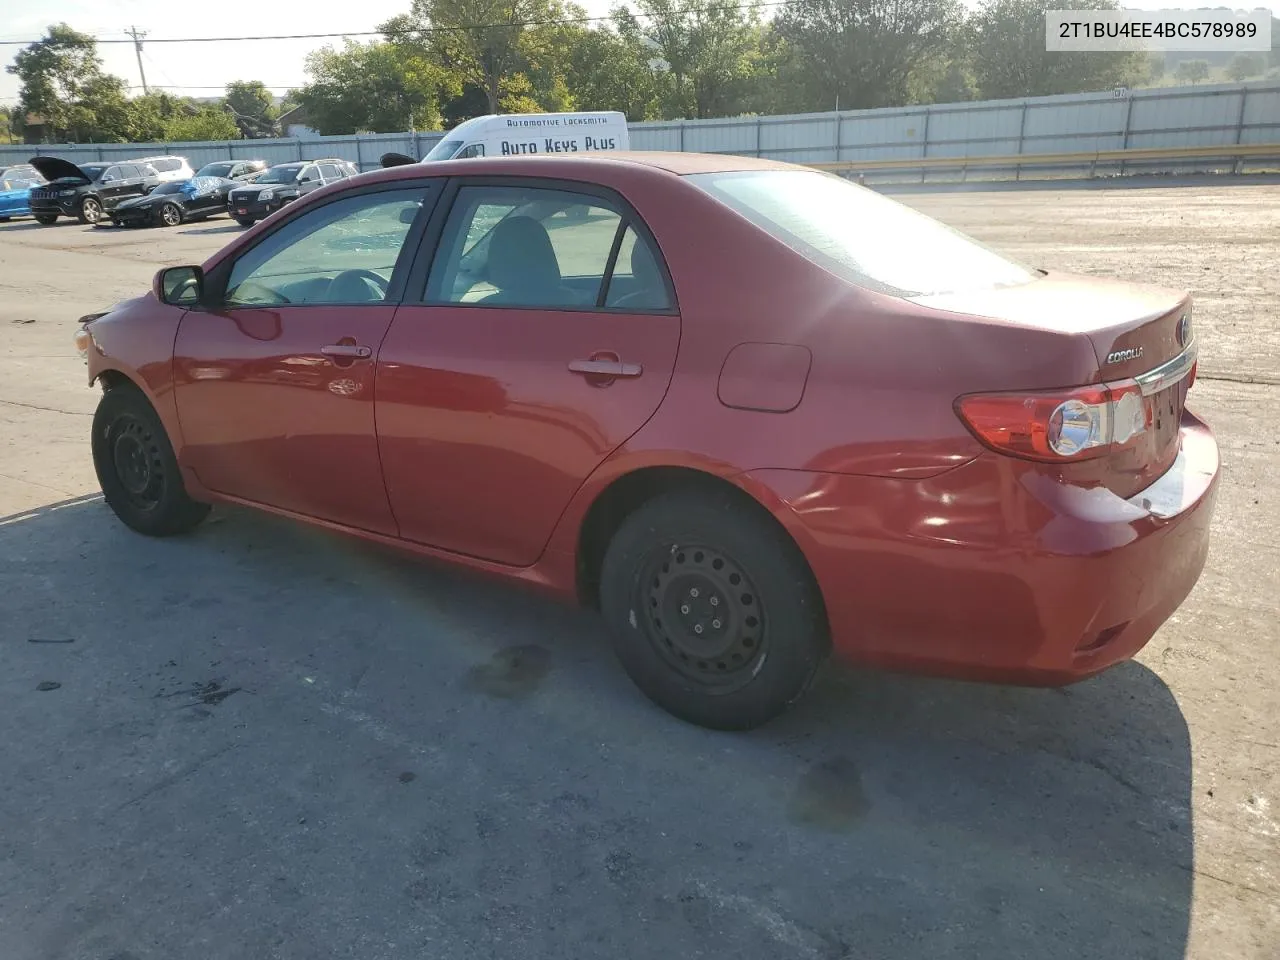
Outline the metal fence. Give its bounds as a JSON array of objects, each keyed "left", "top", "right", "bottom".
[{"left": 2, "top": 80, "right": 1277, "bottom": 176}]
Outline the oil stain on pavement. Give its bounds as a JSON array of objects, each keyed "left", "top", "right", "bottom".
[
  {"left": 465, "top": 644, "right": 551, "bottom": 699},
  {"left": 788, "top": 756, "right": 870, "bottom": 831}
]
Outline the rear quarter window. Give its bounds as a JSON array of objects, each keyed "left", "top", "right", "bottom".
[{"left": 685, "top": 170, "right": 1035, "bottom": 298}]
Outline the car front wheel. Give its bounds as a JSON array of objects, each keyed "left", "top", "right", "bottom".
[
  {"left": 78, "top": 197, "right": 103, "bottom": 224},
  {"left": 159, "top": 203, "right": 182, "bottom": 227},
  {"left": 599, "top": 489, "right": 829, "bottom": 730},
  {"left": 34, "top": 213, "right": 57, "bottom": 225},
  {"left": 91, "top": 384, "right": 210, "bottom": 536}
]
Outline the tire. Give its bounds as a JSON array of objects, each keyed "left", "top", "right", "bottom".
[
  {"left": 599, "top": 489, "right": 828, "bottom": 730},
  {"left": 91, "top": 384, "right": 210, "bottom": 537},
  {"left": 78, "top": 196, "right": 103, "bottom": 225},
  {"left": 34, "top": 213, "right": 57, "bottom": 225},
  {"left": 159, "top": 203, "right": 182, "bottom": 227},
  {"left": 0, "top": 216, "right": 9, "bottom": 222},
  {"left": 234, "top": 216, "right": 255, "bottom": 227}
]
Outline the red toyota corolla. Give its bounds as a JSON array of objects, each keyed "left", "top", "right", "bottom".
[{"left": 77, "top": 153, "right": 1219, "bottom": 729}]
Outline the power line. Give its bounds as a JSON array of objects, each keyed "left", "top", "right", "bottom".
[{"left": 0, "top": 1, "right": 792, "bottom": 46}]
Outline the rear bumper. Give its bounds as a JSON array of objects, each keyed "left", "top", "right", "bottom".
[{"left": 743, "top": 410, "right": 1219, "bottom": 684}]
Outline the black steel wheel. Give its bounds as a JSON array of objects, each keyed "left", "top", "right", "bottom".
[
  {"left": 78, "top": 197, "right": 103, "bottom": 224},
  {"left": 600, "top": 489, "right": 829, "bottom": 730},
  {"left": 92, "top": 385, "right": 210, "bottom": 536},
  {"left": 642, "top": 543, "right": 767, "bottom": 691},
  {"left": 160, "top": 203, "right": 182, "bottom": 227}
]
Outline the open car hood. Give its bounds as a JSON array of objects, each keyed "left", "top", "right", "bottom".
[{"left": 28, "top": 156, "right": 91, "bottom": 183}]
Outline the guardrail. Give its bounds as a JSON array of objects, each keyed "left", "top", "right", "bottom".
[{"left": 810, "top": 142, "right": 1280, "bottom": 180}]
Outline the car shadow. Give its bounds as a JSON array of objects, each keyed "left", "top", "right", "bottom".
[
  {"left": 177, "top": 221, "right": 244, "bottom": 236},
  {"left": 1, "top": 496, "right": 1193, "bottom": 960},
  {"left": 0, "top": 219, "right": 71, "bottom": 231}
]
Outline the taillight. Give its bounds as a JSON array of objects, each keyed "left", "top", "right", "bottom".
[{"left": 956, "top": 381, "right": 1149, "bottom": 462}]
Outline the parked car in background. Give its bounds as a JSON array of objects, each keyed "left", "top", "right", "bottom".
[
  {"left": 133, "top": 155, "right": 195, "bottom": 183},
  {"left": 76, "top": 153, "right": 1218, "bottom": 731},
  {"left": 227, "top": 159, "right": 359, "bottom": 226},
  {"left": 107, "top": 176, "right": 238, "bottom": 228},
  {"left": 194, "top": 160, "right": 269, "bottom": 182},
  {"left": 0, "top": 163, "right": 43, "bottom": 184},
  {"left": 0, "top": 167, "right": 45, "bottom": 221},
  {"left": 27, "top": 158, "right": 161, "bottom": 225}
]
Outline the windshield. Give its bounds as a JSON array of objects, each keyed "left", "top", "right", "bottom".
[
  {"left": 257, "top": 166, "right": 301, "bottom": 184},
  {"left": 685, "top": 170, "right": 1035, "bottom": 298},
  {"left": 195, "top": 162, "right": 234, "bottom": 178},
  {"left": 423, "top": 138, "right": 463, "bottom": 162}
]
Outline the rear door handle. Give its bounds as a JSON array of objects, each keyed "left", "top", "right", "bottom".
[
  {"left": 568, "top": 358, "right": 642, "bottom": 378},
  {"left": 320, "top": 343, "right": 372, "bottom": 359}
]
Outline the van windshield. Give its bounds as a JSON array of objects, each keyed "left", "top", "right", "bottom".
[
  {"left": 424, "top": 139, "right": 463, "bottom": 162},
  {"left": 685, "top": 169, "right": 1035, "bottom": 298}
]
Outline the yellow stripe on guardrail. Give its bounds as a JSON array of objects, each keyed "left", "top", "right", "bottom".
[{"left": 809, "top": 143, "right": 1280, "bottom": 174}]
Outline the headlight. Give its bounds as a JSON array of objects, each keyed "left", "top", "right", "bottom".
[{"left": 259, "top": 188, "right": 275, "bottom": 200}]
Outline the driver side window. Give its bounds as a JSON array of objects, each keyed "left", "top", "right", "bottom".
[{"left": 224, "top": 187, "right": 429, "bottom": 307}]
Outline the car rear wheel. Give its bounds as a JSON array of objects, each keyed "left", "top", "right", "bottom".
[
  {"left": 34, "top": 214, "right": 57, "bottom": 225},
  {"left": 599, "top": 489, "right": 829, "bottom": 730},
  {"left": 91, "top": 385, "right": 210, "bottom": 537},
  {"left": 78, "top": 197, "right": 103, "bottom": 224},
  {"left": 233, "top": 216, "right": 255, "bottom": 227},
  {"left": 159, "top": 203, "right": 182, "bottom": 227}
]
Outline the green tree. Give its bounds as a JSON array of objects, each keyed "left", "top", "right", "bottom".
[
  {"left": 969, "top": 0, "right": 1150, "bottom": 99},
  {"left": 383, "top": 0, "right": 558, "bottom": 114},
  {"left": 225, "top": 81, "right": 279, "bottom": 137},
  {"left": 1173, "top": 59, "right": 1210, "bottom": 85},
  {"left": 616, "top": 0, "right": 765, "bottom": 119},
  {"left": 769, "top": 0, "right": 960, "bottom": 112},
  {"left": 165, "top": 106, "right": 241, "bottom": 142},
  {"left": 1225, "top": 53, "right": 1264, "bottom": 82},
  {"left": 298, "top": 40, "right": 456, "bottom": 134},
  {"left": 559, "top": 18, "right": 661, "bottom": 119},
  {"left": 6, "top": 24, "right": 135, "bottom": 142},
  {"left": 0, "top": 106, "right": 11, "bottom": 143}
]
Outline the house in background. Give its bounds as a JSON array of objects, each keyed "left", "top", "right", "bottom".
[{"left": 278, "top": 104, "right": 319, "bottom": 140}]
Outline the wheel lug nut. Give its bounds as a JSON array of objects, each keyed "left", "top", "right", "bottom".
[
  {"left": 680, "top": 604, "right": 690, "bottom": 614},
  {"left": 690, "top": 588, "right": 700, "bottom": 598},
  {"left": 694, "top": 624, "right": 703, "bottom": 635},
  {"left": 710, "top": 596, "right": 719, "bottom": 606},
  {"left": 712, "top": 619, "right": 721, "bottom": 629}
]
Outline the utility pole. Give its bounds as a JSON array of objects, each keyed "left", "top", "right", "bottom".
[{"left": 125, "top": 26, "right": 148, "bottom": 95}]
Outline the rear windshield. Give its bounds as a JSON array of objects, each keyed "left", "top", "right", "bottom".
[
  {"left": 423, "top": 138, "right": 463, "bottom": 161},
  {"left": 685, "top": 170, "right": 1035, "bottom": 297},
  {"left": 196, "top": 162, "right": 234, "bottom": 178}
]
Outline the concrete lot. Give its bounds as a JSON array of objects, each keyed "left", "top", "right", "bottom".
[{"left": 1, "top": 183, "right": 1277, "bottom": 960}]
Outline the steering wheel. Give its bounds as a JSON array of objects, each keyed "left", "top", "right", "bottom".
[{"left": 329, "top": 269, "right": 389, "bottom": 302}]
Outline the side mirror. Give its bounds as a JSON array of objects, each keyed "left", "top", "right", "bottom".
[{"left": 155, "top": 265, "right": 204, "bottom": 307}]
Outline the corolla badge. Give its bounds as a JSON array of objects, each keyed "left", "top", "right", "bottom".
[{"left": 1106, "top": 346, "right": 1144, "bottom": 364}]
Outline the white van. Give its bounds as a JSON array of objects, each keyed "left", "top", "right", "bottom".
[{"left": 420, "top": 112, "right": 630, "bottom": 162}]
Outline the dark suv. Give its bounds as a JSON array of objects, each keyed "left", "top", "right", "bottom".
[
  {"left": 227, "top": 158, "right": 359, "bottom": 226},
  {"left": 27, "top": 157, "right": 161, "bottom": 225}
]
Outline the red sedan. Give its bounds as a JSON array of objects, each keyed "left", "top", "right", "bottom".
[{"left": 77, "top": 153, "right": 1219, "bottom": 729}]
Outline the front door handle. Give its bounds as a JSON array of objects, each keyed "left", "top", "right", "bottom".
[
  {"left": 568, "top": 358, "right": 642, "bottom": 378},
  {"left": 320, "top": 343, "right": 372, "bottom": 360}
]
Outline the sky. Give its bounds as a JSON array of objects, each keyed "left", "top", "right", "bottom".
[{"left": 2, "top": 0, "right": 1278, "bottom": 108}]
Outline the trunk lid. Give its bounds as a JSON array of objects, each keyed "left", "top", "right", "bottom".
[{"left": 916, "top": 272, "right": 1196, "bottom": 498}]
